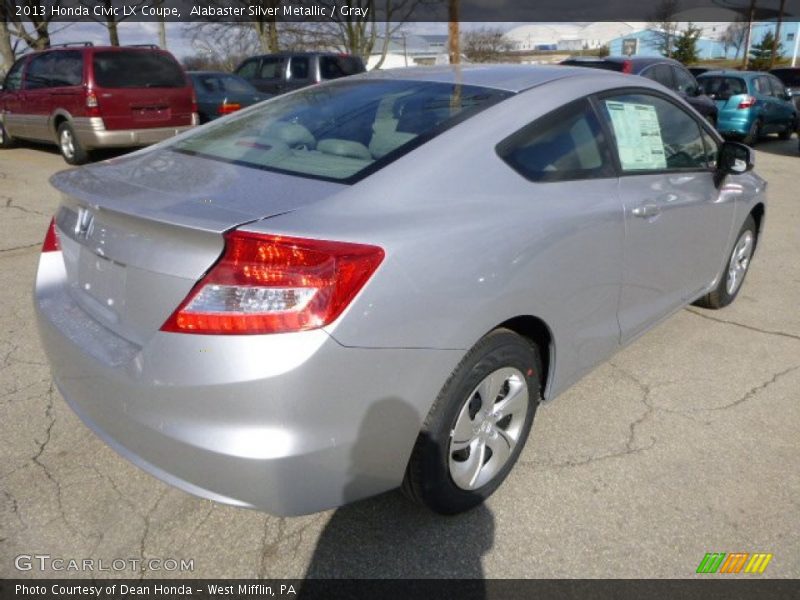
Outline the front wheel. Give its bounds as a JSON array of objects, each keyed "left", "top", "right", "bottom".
[
  {"left": 694, "top": 215, "right": 757, "bottom": 309},
  {"left": 0, "top": 121, "right": 14, "bottom": 149},
  {"left": 402, "top": 329, "right": 541, "bottom": 514}
]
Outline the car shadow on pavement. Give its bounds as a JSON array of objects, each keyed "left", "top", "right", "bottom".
[
  {"left": 301, "top": 398, "right": 494, "bottom": 586},
  {"left": 752, "top": 136, "right": 799, "bottom": 158}
]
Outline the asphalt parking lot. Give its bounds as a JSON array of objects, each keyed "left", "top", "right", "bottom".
[{"left": 0, "top": 139, "right": 798, "bottom": 579}]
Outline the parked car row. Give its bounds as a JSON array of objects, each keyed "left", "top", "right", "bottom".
[
  {"left": 560, "top": 57, "right": 799, "bottom": 148},
  {"left": 0, "top": 44, "right": 366, "bottom": 164}
]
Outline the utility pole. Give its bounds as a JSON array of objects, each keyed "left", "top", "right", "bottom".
[
  {"left": 158, "top": 15, "right": 167, "bottom": 49},
  {"left": 793, "top": 21, "right": 800, "bottom": 67},
  {"left": 448, "top": 0, "right": 460, "bottom": 65},
  {"left": 741, "top": 0, "right": 756, "bottom": 69}
]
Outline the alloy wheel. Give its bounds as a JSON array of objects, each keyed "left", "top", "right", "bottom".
[
  {"left": 60, "top": 129, "right": 75, "bottom": 160},
  {"left": 726, "top": 230, "right": 754, "bottom": 295}
]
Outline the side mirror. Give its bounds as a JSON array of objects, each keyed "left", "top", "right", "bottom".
[{"left": 718, "top": 141, "right": 755, "bottom": 176}]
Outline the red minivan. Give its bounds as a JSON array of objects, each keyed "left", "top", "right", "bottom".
[{"left": 0, "top": 43, "right": 197, "bottom": 164}]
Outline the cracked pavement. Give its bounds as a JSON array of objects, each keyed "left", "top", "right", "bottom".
[{"left": 1, "top": 140, "right": 798, "bottom": 579}]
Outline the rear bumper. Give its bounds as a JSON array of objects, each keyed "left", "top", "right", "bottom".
[
  {"left": 72, "top": 116, "right": 197, "bottom": 149},
  {"left": 34, "top": 251, "right": 461, "bottom": 515},
  {"left": 716, "top": 113, "right": 756, "bottom": 138}
]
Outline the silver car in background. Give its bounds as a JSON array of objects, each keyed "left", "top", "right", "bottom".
[{"left": 34, "top": 66, "right": 766, "bottom": 516}]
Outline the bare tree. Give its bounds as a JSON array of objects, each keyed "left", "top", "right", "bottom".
[
  {"left": 770, "top": 0, "right": 786, "bottom": 68},
  {"left": 1, "top": 3, "right": 16, "bottom": 75},
  {"left": 4, "top": 0, "right": 62, "bottom": 51},
  {"left": 462, "top": 27, "right": 512, "bottom": 63},
  {"left": 448, "top": 0, "right": 459, "bottom": 64},
  {"left": 721, "top": 19, "right": 748, "bottom": 59},
  {"left": 741, "top": 0, "right": 757, "bottom": 69},
  {"left": 648, "top": 0, "right": 681, "bottom": 58},
  {"left": 78, "top": 0, "right": 155, "bottom": 46},
  {"left": 185, "top": 22, "right": 263, "bottom": 72}
]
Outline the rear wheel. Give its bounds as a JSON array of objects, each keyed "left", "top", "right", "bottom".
[
  {"left": 694, "top": 215, "right": 757, "bottom": 309},
  {"left": 402, "top": 329, "right": 541, "bottom": 514},
  {"left": 57, "top": 122, "right": 89, "bottom": 165},
  {"left": 743, "top": 119, "right": 761, "bottom": 146},
  {"left": 0, "top": 121, "right": 14, "bottom": 149}
]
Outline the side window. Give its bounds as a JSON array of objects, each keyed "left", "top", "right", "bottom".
[
  {"left": 235, "top": 59, "right": 259, "bottom": 80},
  {"left": 496, "top": 98, "right": 615, "bottom": 183},
  {"left": 289, "top": 57, "right": 309, "bottom": 80},
  {"left": 259, "top": 57, "right": 284, "bottom": 80},
  {"left": 642, "top": 64, "right": 674, "bottom": 90},
  {"left": 673, "top": 66, "right": 698, "bottom": 95},
  {"left": 769, "top": 76, "right": 787, "bottom": 98},
  {"left": 25, "top": 54, "right": 55, "bottom": 89},
  {"left": 754, "top": 77, "right": 772, "bottom": 96},
  {"left": 50, "top": 51, "right": 83, "bottom": 87},
  {"left": 600, "top": 92, "right": 710, "bottom": 172},
  {"left": 3, "top": 59, "right": 26, "bottom": 91}
]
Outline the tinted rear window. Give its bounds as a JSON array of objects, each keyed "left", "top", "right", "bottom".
[
  {"left": 170, "top": 80, "right": 511, "bottom": 182},
  {"left": 561, "top": 60, "right": 625, "bottom": 72},
  {"left": 192, "top": 74, "right": 256, "bottom": 94},
  {"left": 320, "top": 56, "right": 364, "bottom": 80},
  {"left": 93, "top": 51, "right": 186, "bottom": 88},
  {"left": 698, "top": 76, "right": 747, "bottom": 97},
  {"left": 771, "top": 69, "right": 800, "bottom": 87}
]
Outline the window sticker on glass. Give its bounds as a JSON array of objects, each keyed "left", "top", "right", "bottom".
[{"left": 605, "top": 100, "right": 667, "bottom": 171}]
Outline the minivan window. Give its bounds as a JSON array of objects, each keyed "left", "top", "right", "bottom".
[
  {"left": 600, "top": 93, "right": 709, "bottom": 171},
  {"left": 3, "top": 58, "right": 26, "bottom": 91},
  {"left": 93, "top": 51, "right": 186, "bottom": 88},
  {"left": 497, "top": 98, "right": 614, "bottom": 182},
  {"left": 25, "top": 51, "right": 81, "bottom": 89},
  {"left": 25, "top": 54, "right": 54, "bottom": 89},
  {"left": 259, "top": 57, "right": 284, "bottom": 79},
  {"left": 171, "top": 80, "right": 511, "bottom": 182},
  {"left": 320, "top": 56, "right": 363, "bottom": 80}
]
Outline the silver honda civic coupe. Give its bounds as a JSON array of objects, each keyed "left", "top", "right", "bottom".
[{"left": 34, "top": 65, "right": 765, "bottom": 516}]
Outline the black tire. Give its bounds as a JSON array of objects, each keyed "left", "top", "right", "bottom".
[
  {"left": 402, "top": 329, "right": 542, "bottom": 514},
  {"left": 743, "top": 119, "right": 761, "bottom": 146},
  {"left": 57, "top": 121, "right": 89, "bottom": 165},
  {"left": 0, "top": 121, "right": 14, "bottom": 149},
  {"left": 778, "top": 120, "right": 795, "bottom": 141},
  {"left": 694, "top": 215, "right": 757, "bottom": 310}
]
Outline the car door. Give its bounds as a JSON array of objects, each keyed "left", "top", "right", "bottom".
[
  {"left": 44, "top": 50, "right": 85, "bottom": 132},
  {"left": 753, "top": 76, "right": 780, "bottom": 133},
  {"left": 22, "top": 52, "right": 55, "bottom": 141},
  {"left": 596, "top": 89, "right": 734, "bottom": 343},
  {"left": 496, "top": 97, "right": 625, "bottom": 380},
  {"left": 0, "top": 58, "right": 27, "bottom": 138},
  {"left": 768, "top": 75, "right": 797, "bottom": 129}
]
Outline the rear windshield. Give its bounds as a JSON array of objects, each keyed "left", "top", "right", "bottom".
[
  {"left": 698, "top": 76, "right": 748, "bottom": 97},
  {"left": 771, "top": 69, "right": 800, "bottom": 87},
  {"left": 320, "top": 56, "right": 364, "bottom": 80},
  {"left": 170, "top": 79, "right": 511, "bottom": 182},
  {"left": 561, "top": 60, "right": 625, "bottom": 72},
  {"left": 192, "top": 73, "right": 257, "bottom": 94},
  {"left": 93, "top": 51, "right": 186, "bottom": 88}
]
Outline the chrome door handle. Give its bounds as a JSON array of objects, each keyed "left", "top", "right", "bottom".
[{"left": 632, "top": 203, "right": 661, "bottom": 219}]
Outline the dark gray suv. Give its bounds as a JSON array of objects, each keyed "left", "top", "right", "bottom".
[{"left": 234, "top": 52, "right": 366, "bottom": 95}]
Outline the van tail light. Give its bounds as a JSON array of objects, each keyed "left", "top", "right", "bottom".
[
  {"left": 737, "top": 95, "right": 757, "bottom": 109},
  {"left": 622, "top": 60, "right": 633, "bottom": 74},
  {"left": 161, "top": 231, "right": 385, "bottom": 335},
  {"left": 218, "top": 102, "right": 242, "bottom": 116},
  {"left": 85, "top": 90, "right": 101, "bottom": 117},
  {"left": 42, "top": 217, "right": 60, "bottom": 253}
]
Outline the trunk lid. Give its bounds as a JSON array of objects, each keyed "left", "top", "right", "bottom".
[{"left": 50, "top": 149, "right": 348, "bottom": 346}]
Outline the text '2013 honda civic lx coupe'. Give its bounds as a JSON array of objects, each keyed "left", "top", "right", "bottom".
[{"left": 34, "top": 66, "right": 766, "bottom": 516}]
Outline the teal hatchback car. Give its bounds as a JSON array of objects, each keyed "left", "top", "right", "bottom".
[{"left": 698, "top": 70, "right": 797, "bottom": 144}]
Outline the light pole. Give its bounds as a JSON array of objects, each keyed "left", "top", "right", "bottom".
[{"left": 793, "top": 21, "right": 800, "bottom": 67}]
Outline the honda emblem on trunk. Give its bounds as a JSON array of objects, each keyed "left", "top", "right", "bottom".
[{"left": 75, "top": 207, "right": 95, "bottom": 240}]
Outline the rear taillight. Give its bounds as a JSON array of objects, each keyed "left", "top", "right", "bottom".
[
  {"left": 85, "top": 90, "right": 101, "bottom": 117},
  {"left": 622, "top": 60, "right": 633, "bottom": 74},
  {"left": 42, "top": 218, "right": 60, "bottom": 253},
  {"left": 737, "top": 95, "right": 757, "bottom": 109},
  {"left": 161, "top": 231, "right": 384, "bottom": 335},
  {"left": 218, "top": 102, "right": 242, "bottom": 116}
]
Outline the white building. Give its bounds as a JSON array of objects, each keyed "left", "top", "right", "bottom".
[{"left": 506, "top": 22, "right": 647, "bottom": 52}]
